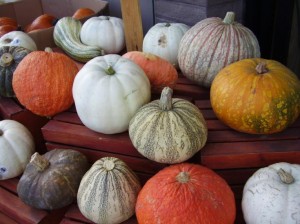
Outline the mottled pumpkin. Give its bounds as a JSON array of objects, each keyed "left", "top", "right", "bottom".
[
  {"left": 17, "top": 149, "right": 89, "bottom": 210},
  {"left": 12, "top": 47, "right": 79, "bottom": 116},
  {"left": 129, "top": 87, "right": 207, "bottom": 164},
  {"left": 210, "top": 58, "right": 300, "bottom": 134},
  {"left": 136, "top": 163, "right": 236, "bottom": 224},
  {"left": 178, "top": 11, "right": 260, "bottom": 87}
]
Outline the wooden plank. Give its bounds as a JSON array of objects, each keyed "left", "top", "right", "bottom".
[
  {"left": 0, "top": 177, "right": 19, "bottom": 193},
  {"left": 120, "top": 0, "right": 144, "bottom": 51},
  {"left": 0, "top": 212, "right": 18, "bottom": 224}
]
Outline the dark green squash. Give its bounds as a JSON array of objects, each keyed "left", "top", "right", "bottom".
[{"left": 0, "top": 46, "right": 30, "bottom": 97}]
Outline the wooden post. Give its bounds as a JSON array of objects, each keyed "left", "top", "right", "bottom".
[{"left": 120, "top": 0, "right": 144, "bottom": 52}]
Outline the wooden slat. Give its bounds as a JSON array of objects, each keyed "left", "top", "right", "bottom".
[
  {"left": 0, "top": 178, "right": 19, "bottom": 193},
  {"left": 0, "top": 212, "right": 18, "bottom": 224}
]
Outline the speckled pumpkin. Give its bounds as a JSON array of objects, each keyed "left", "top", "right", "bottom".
[{"left": 210, "top": 58, "right": 300, "bottom": 134}]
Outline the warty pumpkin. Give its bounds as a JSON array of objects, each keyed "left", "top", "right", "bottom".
[
  {"left": 17, "top": 149, "right": 90, "bottom": 210},
  {"left": 123, "top": 51, "right": 178, "bottom": 91},
  {"left": 25, "top": 14, "right": 57, "bottom": 33},
  {"left": 136, "top": 163, "right": 236, "bottom": 224},
  {"left": 210, "top": 58, "right": 300, "bottom": 134},
  {"left": 77, "top": 157, "right": 141, "bottom": 224},
  {"left": 242, "top": 162, "right": 300, "bottom": 224},
  {"left": 178, "top": 11, "right": 260, "bottom": 87},
  {"left": 0, "top": 119, "right": 35, "bottom": 180},
  {"left": 12, "top": 47, "right": 79, "bottom": 117},
  {"left": 72, "top": 8, "right": 95, "bottom": 20},
  {"left": 0, "top": 31, "right": 37, "bottom": 52},
  {"left": 0, "top": 46, "right": 31, "bottom": 97},
  {"left": 129, "top": 87, "right": 207, "bottom": 164}
]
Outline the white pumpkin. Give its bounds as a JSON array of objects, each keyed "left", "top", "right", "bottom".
[
  {"left": 242, "top": 162, "right": 300, "bottom": 224},
  {"left": 0, "top": 31, "right": 37, "bottom": 52},
  {"left": 80, "top": 16, "right": 125, "bottom": 54},
  {"left": 72, "top": 54, "right": 151, "bottom": 134},
  {"left": 143, "top": 22, "right": 190, "bottom": 67},
  {"left": 0, "top": 119, "right": 35, "bottom": 180},
  {"left": 77, "top": 157, "right": 141, "bottom": 224}
]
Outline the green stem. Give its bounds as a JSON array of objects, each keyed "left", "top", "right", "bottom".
[
  {"left": 30, "top": 152, "right": 50, "bottom": 172},
  {"left": 165, "top": 23, "right": 171, "bottom": 27},
  {"left": 223, "top": 11, "right": 235, "bottom": 24},
  {"left": 0, "top": 53, "right": 13, "bottom": 67},
  {"left": 159, "top": 87, "right": 173, "bottom": 111},
  {"left": 106, "top": 66, "right": 116, "bottom": 75}
]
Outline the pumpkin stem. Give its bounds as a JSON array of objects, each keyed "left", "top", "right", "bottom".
[
  {"left": 165, "top": 23, "right": 171, "bottom": 27},
  {"left": 277, "top": 168, "right": 294, "bottom": 184},
  {"left": 223, "top": 11, "right": 235, "bottom": 24},
  {"left": 159, "top": 87, "right": 173, "bottom": 111},
  {"left": 103, "top": 159, "right": 115, "bottom": 171},
  {"left": 106, "top": 66, "right": 116, "bottom": 75},
  {"left": 255, "top": 62, "right": 269, "bottom": 74},
  {"left": 176, "top": 171, "right": 190, "bottom": 183},
  {"left": 44, "top": 47, "right": 53, "bottom": 53},
  {"left": 0, "top": 53, "right": 13, "bottom": 67},
  {"left": 30, "top": 152, "right": 50, "bottom": 172}
]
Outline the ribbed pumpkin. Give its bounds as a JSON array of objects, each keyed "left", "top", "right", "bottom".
[
  {"left": 72, "top": 8, "right": 95, "bottom": 20},
  {"left": 12, "top": 47, "right": 79, "bottom": 117},
  {"left": 0, "top": 25, "right": 17, "bottom": 37},
  {"left": 0, "top": 119, "right": 35, "bottom": 180},
  {"left": 25, "top": 14, "right": 57, "bottom": 33},
  {"left": 143, "top": 22, "right": 190, "bottom": 67},
  {"left": 178, "top": 11, "right": 260, "bottom": 87},
  {"left": 17, "top": 149, "right": 89, "bottom": 210},
  {"left": 77, "top": 157, "right": 141, "bottom": 224},
  {"left": 0, "top": 17, "right": 18, "bottom": 28},
  {"left": 136, "top": 163, "right": 236, "bottom": 224},
  {"left": 210, "top": 58, "right": 300, "bottom": 134},
  {"left": 123, "top": 51, "right": 178, "bottom": 91},
  {"left": 0, "top": 46, "right": 31, "bottom": 97},
  {"left": 129, "top": 87, "right": 207, "bottom": 164}
]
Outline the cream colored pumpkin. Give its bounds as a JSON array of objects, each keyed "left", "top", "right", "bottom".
[
  {"left": 0, "top": 31, "right": 37, "bottom": 52},
  {"left": 72, "top": 54, "right": 151, "bottom": 134},
  {"left": 80, "top": 16, "right": 125, "bottom": 54},
  {"left": 242, "top": 162, "right": 300, "bottom": 224},
  {"left": 0, "top": 119, "right": 35, "bottom": 180},
  {"left": 143, "top": 22, "right": 190, "bottom": 67}
]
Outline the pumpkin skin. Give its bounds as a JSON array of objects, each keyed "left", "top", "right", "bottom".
[
  {"left": 25, "top": 14, "right": 57, "bottom": 33},
  {"left": 73, "top": 54, "right": 151, "bottom": 134},
  {"left": 0, "top": 119, "right": 35, "bottom": 180},
  {"left": 136, "top": 163, "right": 236, "bottom": 224},
  {"left": 77, "top": 157, "right": 141, "bottom": 224},
  {"left": 0, "top": 46, "right": 31, "bottom": 97},
  {"left": 0, "top": 25, "right": 17, "bottom": 37},
  {"left": 72, "top": 8, "right": 95, "bottom": 20},
  {"left": 242, "top": 162, "right": 300, "bottom": 224},
  {"left": 129, "top": 87, "right": 207, "bottom": 164},
  {"left": 123, "top": 51, "right": 178, "bottom": 91},
  {"left": 0, "top": 17, "right": 18, "bottom": 28},
  {"left": 178, "top": 11, "right": 260, "bottom": 87},
  {"left": 210, "top": 58, "right": 300, "bottom": 134},
  {"left": 17, "top": 149, "right": 89, "bottom": 210},
  {"left": 80, "top": 16, "right": 125, "bottom": 54},
  {"left": 0, "top": 31, "right": 37, "bottom": 52},
  {"left": 143, "top": 22, "right": 190, "bottom": 67},
  {"left": 12, "top": 48, "right": 79, "bottom": 117}
]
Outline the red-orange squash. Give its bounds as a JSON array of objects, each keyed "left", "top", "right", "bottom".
[
  {"left": 136, "top": 163, "right": 236, "bottom": 224},
  {"left": 12, "top": 47, "right": 79, "bottom": 117},
  {"left": 25, "top": 14, "right": 57, "bottom": 33},
  {"left": 0, "top": 25, "right": 17, "bottom": 37},
  {"left": 123, "top": 51, "right": 178, "bottom": 91},
  {"left": 0, "top": 17, "right": 18, "bottom": 28},
  {"left": 210, "top": 58, "right": 300, "bottom": 134},
  {"left": 72, "top": 8, "right": 95, "bottom": 20}
]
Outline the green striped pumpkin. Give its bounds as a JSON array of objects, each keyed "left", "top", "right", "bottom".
[
  {"left": 53, "top": 17, "right": 104, "bottom": 63},
  {"left": 77, "top": 157, "right": 141, "bottom": 224},
  {"left": 129, "top": 87, "right": 208, "bottom": 164}
]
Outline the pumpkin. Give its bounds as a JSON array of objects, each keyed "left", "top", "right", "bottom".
[
  {"left": 242, "top": 162, "right": 300, "bottom": 224},
  {"left": 72, "top": 8, "right": 95, "bottom": 20},
  {"left": 178, "top": 11, "right": 260, "bottom": 87},
  {"left": 0, "top": 25, "right": 17, "bottom": 37},
  {"left": 210, "top": 58, "right": 300, "bottom": 134},
  {"left": 0, "top": 31, "right": 37, "bottom": 52},
  {"left": 0, "top": 17, "right": 18, "bottom": 28},
  {"left": 0, "top": 119, "right": 35, "bottom": 180},
  {"left": 80, "top": 16, "right": 125, "bottom": 54},
  {"left": 25, "top": 14, "right": 57, "bottom": 33},
  {"left": 17, "top": 149, "right": 89, "bottom": 210},
  {"left": 143, "top": 22, "right": 190, "bottom": 67},
  {"left": 12, "top": 47, "right": 79, "bottom": 117},
  {"left": 73, "top": 54, "right": 151, "bottom": 134},
  {"left": 123, "top": 51, "right": 178, "bottom": 91},
  {"left": 0, "top": 46, "right": 31, "bottom": 97},
  {"left": 136, "top": 163, "right": 236, "bottom": 224},
  {"left": 129, "top": 87, "right": 207, "bottom": 164},
  {"left": 77, "top": 157, "right": 141, "bottom": 224}
]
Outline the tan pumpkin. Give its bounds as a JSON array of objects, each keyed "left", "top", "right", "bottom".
[
  {"left": 12, "top": 47, "right": 79, "bottom": 117},
  {"left": 178, "top": 11, "right": 260, "bottom": 87},
  {"left": 210, "top": 58, "right": 300, "bottom": 134}
]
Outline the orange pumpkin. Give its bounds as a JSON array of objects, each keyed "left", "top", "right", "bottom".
[
  {"left": 12, "top": 47, "right": 79, "bottom": 117},
  {"left": 210, "top": 58, "right": 300, "bottom": 134},
  {"left": 123, "top": 51, "right": 178, "bottom": 91},
  {"left": 136, "top": 163, "right": 236, "bottom": 224},
  {"left": 72, "top": 8, "right": 95, "bottom": 20},
  {"left": 0, "top": 17, "right": 18, "bottom": 28},
  {"left": 25, "top": 14, "right": 57, "bottom": 33},
  {"left": 0, "top": 25, "right": 17, "bottom": 37}
]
